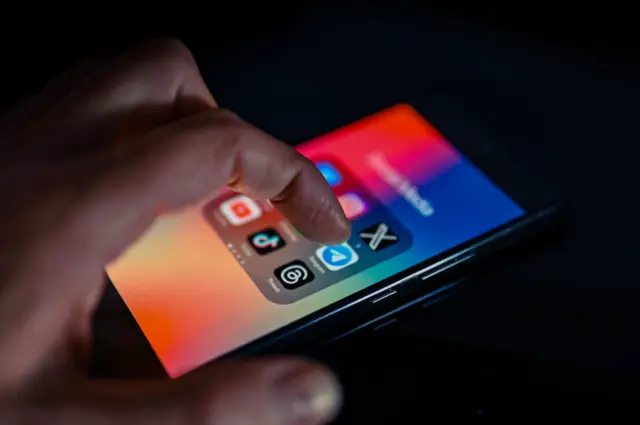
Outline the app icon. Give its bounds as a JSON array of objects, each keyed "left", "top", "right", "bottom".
[
  {"left": 338, "top": 192, "right": 367, "bottom": 220},
  {"left": 359, "top": 222, "right": 399, "bottom": 252},
  {"left": 219, "top": 195, "right": 262, "bottom": 225},
  {"left": 316, "top": 162, "right": 342, "bottom": 187},
  {"left": 274, "top": 260, "right": 315, "bottom": 289},
  {"left": 316, "top": 243, "right": 359, "bottom": 271},
  {"left": 248, "top": 228, "right": 286, "bottom": 255}
]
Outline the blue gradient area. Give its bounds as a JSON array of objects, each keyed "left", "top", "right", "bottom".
[
  {"left": 332, "top": 159, "right": 524, "bottom": 294},
  {"left": 389, "top": 159, "right": 524, "bottom": 252}
]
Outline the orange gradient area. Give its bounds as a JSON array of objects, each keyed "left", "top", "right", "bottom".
[{"left": 108, "top": 104, "right": 463, "bottom": 377}]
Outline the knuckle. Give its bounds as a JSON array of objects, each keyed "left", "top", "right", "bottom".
[
  {"left": 210, "top": 108, "right": 243, "bottom": 126},
  {"left": 185, "top": 109, "right": 244, "bottom": 134},
  {"left": 133, "top": 38, "right": 199, "bottom": 83},
  {"left": 143, "top": 37, "right": 196, "bottom": 65},
  {"left": 297, "top": 152, "right": 316, "bottom": 169},
  {"left": 199, "top": 109, "right": 249, "bottom": 144},
  {"left": 288, "top": 153, "right": 317, "bottom": 182}
]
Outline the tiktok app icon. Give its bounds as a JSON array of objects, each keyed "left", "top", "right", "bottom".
[
  {"left": 248, "top": 227, "right": 286, "bottom": 255},
  {"left": 274, "top": 260, "right": 315, "bottom": 289}
]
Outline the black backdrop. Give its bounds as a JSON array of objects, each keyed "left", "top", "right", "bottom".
[
  {"left": 0, "top": 0, "right": 637, "bottom": 108},
  {"left": 2, "top": 1, "right": 639, "bottom": 421}
]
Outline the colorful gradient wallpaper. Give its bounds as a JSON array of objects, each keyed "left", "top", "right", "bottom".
[{"left": 108, "top": 104, "right": 524, "bottom": 378}]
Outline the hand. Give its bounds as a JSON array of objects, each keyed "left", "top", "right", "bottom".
[{"left": 0, "top": 39, "right": 350, "bottom": 425}]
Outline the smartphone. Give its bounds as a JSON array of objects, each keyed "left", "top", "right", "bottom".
[{"left": 107, "top": 104, "right": 562, "bottom": 378}]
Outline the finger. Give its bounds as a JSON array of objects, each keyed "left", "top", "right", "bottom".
[
  {"left": 64, "top": 37, "right": 217, "bottom": 122},
  {"left": 25, "top": 358, "right": 341, "bottom": 425},
  {"left": 0, "top": 96, "right": 34, "bottom": 154},
  {"left": 70, "top": 108, "right": 349, "bottom": 263},
  {"left": 0, "top": 57, "right": 104, "bottom": 153},
  {"left": 32, "top": 56, "right": 107, "bottom": 110},
  {"left": 0, "top": 95, "right": 34, "bottom": 138},
  {"left": 0, "top": 56, "right": 104, "bottom": 129},
  {"left": 24, "top": 38, "right": 216, "bottom": 158},
  {"left": 0, "top": 110, "right": 348, "bottom": 380}
]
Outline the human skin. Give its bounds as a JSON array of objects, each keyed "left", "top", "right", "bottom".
[{"left": 0, "top": 38, "right": 350, "bottom": 425}]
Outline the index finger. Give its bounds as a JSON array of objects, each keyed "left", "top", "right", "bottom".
[
  {"left": 19, "top": 38, "right": 217, "bottom": 158},
  {"left": 74, "top": 108, "right": 351, "bottom": 263}
]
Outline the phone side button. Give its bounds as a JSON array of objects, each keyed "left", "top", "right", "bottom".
[
  {"left": 418, "top": 252, "right": 476, "bottom": 282},
  {"left": 370, "top": 288, "right": 398, "bottom": 304}
]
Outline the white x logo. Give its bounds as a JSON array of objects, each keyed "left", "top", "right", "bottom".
[{"left": 359, "top": 223, "right": 398, "bottom": 251}]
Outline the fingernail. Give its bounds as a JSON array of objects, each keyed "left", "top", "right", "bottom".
[{"left": 275, "top": 366, "right": 342, "bottom": 423}]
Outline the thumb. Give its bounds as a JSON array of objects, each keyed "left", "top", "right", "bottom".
[{"left": 44, "top": 358, "right": 342, "bottom": 425}]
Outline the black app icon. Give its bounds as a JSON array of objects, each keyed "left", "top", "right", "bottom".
[
  {"left": 359, "top": 222, "right": 399, "bottom": 252},
  {"left": 248, "top": 227, "right": 286, "bottom": 255},
  {"left": 274, "top": 260, "right": 315, "bottom": 289}
]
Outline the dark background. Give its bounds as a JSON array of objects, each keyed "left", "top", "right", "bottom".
[
  {"left": 1, "top": 0, "right": 637, "bottom": 105},
  {"left": 2, "top": 1, "right": 639, "bottom": 422}
]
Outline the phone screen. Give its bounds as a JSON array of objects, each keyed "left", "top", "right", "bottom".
[{"left": 108, "top": 104, "right": 525, "bottom": 377}]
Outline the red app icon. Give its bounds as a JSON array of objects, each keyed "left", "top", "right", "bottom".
[
  {"left": 219, "top": 195, "right": 262, "bottom": 225},
  {"left": 232, "top": 202, "right": 250, "bottom": 217},
  {"left": 338, "top": 192, "right": 367, "bottom": 219}
]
